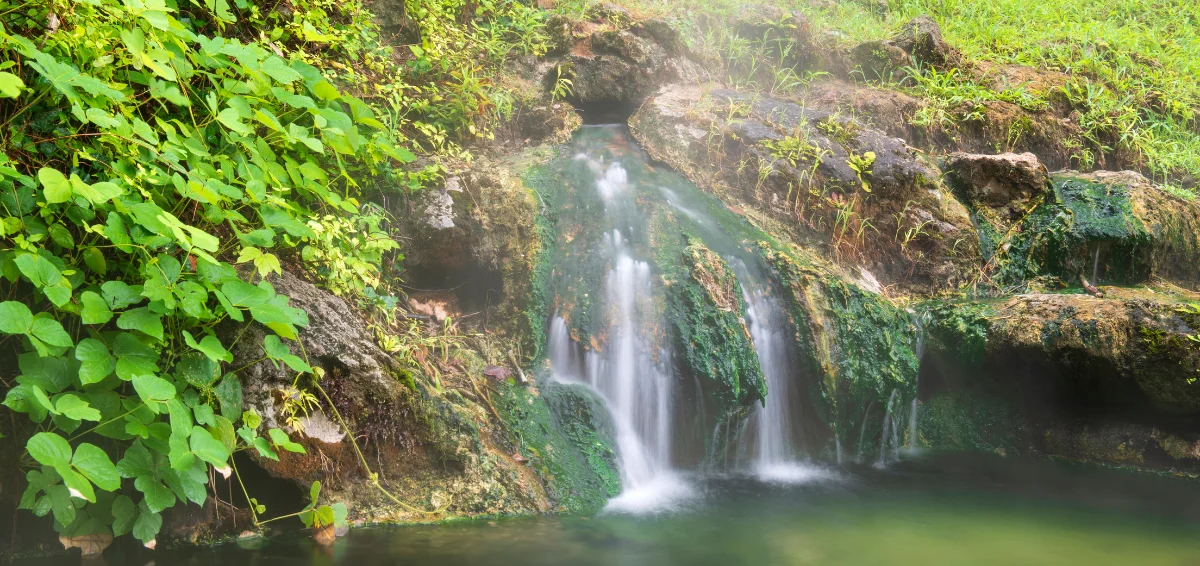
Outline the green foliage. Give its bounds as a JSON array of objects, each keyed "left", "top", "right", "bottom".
[
  {"left": 762, "top": 133, "right": 825, "bottom": 168},
  {"left": 0, "top": 0, "right": 441, "bottom": 546}
]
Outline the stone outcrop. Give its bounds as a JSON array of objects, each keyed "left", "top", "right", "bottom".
[
  {"left": 918, "top": 288, "right": 1200, "bottom": 471},
  {"left": 223, "top": 269, "right": 618, "bottom": 527},
  {"left": 551, "top": 20, "right": 708, "bottom": 109},
  {"left": 968, "top": 169, "right": 1200, "bottom": 289},
  {"left": 630, "top": 84, "right": 980, "bottom": 293}
]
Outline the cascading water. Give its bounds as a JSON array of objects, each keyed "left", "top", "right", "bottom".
[
  {"left": 543, "top": 125, "right": 830, "bottom": 511},
  {"left": 547, "top": 137, "right": 690, "bottom": 513},
  {"left": 660, "top": 190, "right": 824, "bottom": 483}
]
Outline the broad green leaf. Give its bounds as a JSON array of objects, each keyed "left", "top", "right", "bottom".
[
  {"left": 76, "top": 338, "right": 115, "bottom": 384},
  {"left": 116, "top": 442, "right": 153, "bottom": 479},
  {"left": 132, "top": 506, "right": 162, "bottom": 544},
  {"left": 176, "top": 353, "right": 219, "bottom": 388},
  {"left": 210, "top": 415, "right": 237, "bottom": 452},
  {"left": 111, "top": 495, "right": 136, "bottom": 536},
  {"left": 189, "top": 426, "right": 229, "bottom": 468},
  {"left": 117, "top": 307, "right": 164, "bottom": 341},
  {"left": 56, "top": 394, "right": 101, "bottom": 421},
  {"left": 102, "top": 281, "right": 143, "bottom": 309},
  {"left": 214, "top": 374, "right": 242, "bottom": 420},
  {"left": 31, "top": 316, "right": 73, "bottom": 347},
  {"left": 113, "top": 333, "right": 158, "bottom": 381},
  {"left": 71, "top": 443, "right": 120, "bottom": 492},
  {"left": 182, "top": 331, "right": 232, "bottom": 363},
  {"left": 242, "top": 409, "right": 262, "bottom": 429},
  {"left": 193, "top": 403, "right": 215, "bottom": 426},
  {"left": 38, "top": 168, "right": 71, "bottom": 204},
  {"left": 132, "top": 375, "right": 175, "bottom": 404},
  {"left": 47, "top": 485, "right": 77, "bottom": 526},
  {"left": 134, "top": 476, "right": 175, "bottom": 514},
  {"left": 59, "top": 466, "right": 96, "bottom": 502},
  {"left": 252, "top": 436, "right": 278, "bottom": 461},
  {"left": 0, "top": 71, "right": 23, "bottom": 98},
  {"left": 268, "top": 428, "right": 305, "bottom": 453},
  {"left": 27, "top": 432, "right": 72, "bottom": 467},
  {"left": 80, "top": 291, "right": 114, "bottom": 324},
  {"left": 261, "top": 56, "right": 302, "bottom": 83},
  {"left": 217, "top": 107, "right": 251, "bottom": 135},
  {"left": 0, "top": 301, "right": 32, "bottom": 334}
]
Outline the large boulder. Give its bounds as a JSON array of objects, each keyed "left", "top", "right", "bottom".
[
  {"left": 556, "top": 24, "right": 707, "bottom": 109},
  {"left": 944, "top": 151, "right": 1051, "bottom": 230},
  {"left": 976, "top": 170, "right": 1200, "bottom": 289},
  {"left": 917, "top": 288, "right": 1200, "bottom": 471},
  {"left": 852, "top": 15, "right": 958, "bottom": 79},
  {"left": 630, "top": 84, "right": 980, "bottom": 293}
]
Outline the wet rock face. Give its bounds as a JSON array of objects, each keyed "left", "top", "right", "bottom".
[
  {"left": 975, "top": 169, "right": 1200, "bottom": 289},
  {"left": 944, "top": 151, "right": 1050, "bottom": 224},
  {"left": 557, "top": 23, "right": 707, "bottom": 109},
  {"left": 919, "top": 289, "right": 1200, "bottom": 471},
  {"left": 630, "top": 84, "right": 980, "bottom": 293}
]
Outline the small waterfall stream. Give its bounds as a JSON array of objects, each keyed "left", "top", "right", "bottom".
[
  {"left": 548, "top": 147, "right": 690, "bottom": 512},
  {"left": 543, "top": 126, "right": 830, "bottom": 511}
]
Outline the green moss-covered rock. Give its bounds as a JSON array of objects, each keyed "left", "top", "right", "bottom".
[
  {"left": 493, "top": 380, "right": 620, "bottom": 513},
  {"left": 917, "top": 391, "right": 1022, "bottom": 455},
  {"left": 763, "top": 245, "right": 918, "bottom": 457},
  {"left": 984, "top": 170, "right": 1200, "bottom": 290},
  {"left": 668, "top": 238, "right": 766, "bottom": 414}
]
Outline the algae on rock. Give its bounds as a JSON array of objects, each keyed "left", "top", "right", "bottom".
[{"left": 762, "top": 245, "right": 919, "bottom": 459}]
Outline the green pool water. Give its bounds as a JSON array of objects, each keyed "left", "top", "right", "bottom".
[{"left": 21, "top": 452, "right": 1200, "bottom": 565}]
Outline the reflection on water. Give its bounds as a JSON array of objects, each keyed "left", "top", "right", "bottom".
[{"left": 25, "top": 453, "right": 1200, "bottom": 566}]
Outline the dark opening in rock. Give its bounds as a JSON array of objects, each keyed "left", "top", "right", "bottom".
[{"left": 575, "top": 100, "right": 640, "bottom": 125}]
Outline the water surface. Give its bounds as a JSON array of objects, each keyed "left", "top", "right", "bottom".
[{"left": 30, "top": 453, "right": 1200, "bottom": 566}]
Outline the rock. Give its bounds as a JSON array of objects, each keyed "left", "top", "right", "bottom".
[
  {"left": 981, "top": 170, "right": 1200, "bottom": 289},
  {"left": 550, "top": 17, "right": 707, "bottom": 108},
  {"left": 919, "top": 290, "right": 1200, "bottom": 472},
  {"left": 766, "top": 246, "right": 919, "bottom": 458},
  {"left": 422, "top": 190, "right": 456, "bottom": 230},
  {"left": 731, "top": 6, "right": 813, "bottom": 68},
  {"left": 631, "top": 18, "right": 685, "bottom": 57},
  {"left": 517, "top": 102, "right": 582, "bottom": 144},
  {"left": 851, "top": 40, "right": 910, "bottom": 80},
  {"left": 629, "top": 84, "right": 980, "bottom": 293},
  {"left": 851, "top": 16, "right": 957, "bottom": 80},
  {"left": 225, "top": 270, "right": 557, "bottom": 525},
  {"left": 366, "top": 0, "right": 420, "bottom": 44},
  {"left": 944, "top": 151, "right": 1050, "bottom": 224},
  {"left": 891, "top": 15, "right": 957, "bottom": 68}
]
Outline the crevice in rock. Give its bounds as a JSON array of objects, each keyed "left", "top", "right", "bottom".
[{"left": 574, "top": 100, "right": 639, "bottom": 125}]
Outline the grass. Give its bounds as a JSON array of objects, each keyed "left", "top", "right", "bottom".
[{"left": 587, "top": 0, "right": 1200, "bottom": 187}]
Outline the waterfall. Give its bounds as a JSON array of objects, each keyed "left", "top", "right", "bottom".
[
  {"left": 548, "top": 153, "right": 691, "bottom": 513},
  {"left": 906, "top": 309, "right": 931, "bottom": 451},
  {"left": 876, "top": 389, "right": 900, "bottom": 468}
]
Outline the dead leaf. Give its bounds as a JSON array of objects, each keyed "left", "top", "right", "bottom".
[{"left": 59, "top": 534, "right": 113, "bottom": 556}]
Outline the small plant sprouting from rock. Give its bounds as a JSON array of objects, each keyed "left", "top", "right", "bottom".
[
  {"left": 848, "top": 151, "right": 877, "bottom": 192},
  {"left": 763, "top": 133, "right": 827, "bottom": 167}
]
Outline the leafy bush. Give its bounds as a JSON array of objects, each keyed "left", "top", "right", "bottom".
[{"left": 0, "top": 0, "right": 424, "bottom": 548}]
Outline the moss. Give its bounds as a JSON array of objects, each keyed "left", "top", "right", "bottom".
[
  {"left": 917, "top": 391, "right": 1021, "bottom": 455},
  {"left": 763, "top": 245, "right": 918, "bottom": 455},
  {"left": 666, "top": 237, "right": 766, "bottom": 413},
  {"left": 923, "top": 301, "right": 997, "bottom": 367},
  {"left": 492, "top": 380, "right": 620, "bottom": 513},
  {"left": 989, "top": 174, "right": 1153, "bottom": 289}
]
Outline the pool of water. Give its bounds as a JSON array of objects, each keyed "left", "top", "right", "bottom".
[{"left": 23, "top": 452, "right": 1200, "bottom": 565}]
